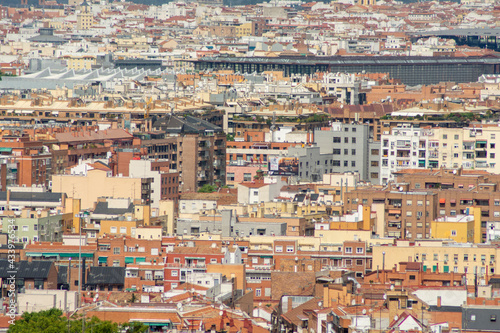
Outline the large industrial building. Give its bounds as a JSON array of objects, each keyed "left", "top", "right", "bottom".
[{"left": 191, "top": 56, "right": 500, "bottom": 86}]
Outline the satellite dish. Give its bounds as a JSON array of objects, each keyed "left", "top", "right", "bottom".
[
  {"left": 362, "top": 309, "right": 367, "bottom": 315},
  {"left": 318, "top": 301, "right": 322, "bottom": 308},
  {"left": 394, "top": 315, "right": 398, "bottom": 321},
  {"left": 390, "top": 285, "right": 395, "bottom": 291},
  {"left": 352, "top": 300, "right": 356, "bottom": 306},
  {"left": 219, "top": 310, "right": 223, "bottom": 316}
]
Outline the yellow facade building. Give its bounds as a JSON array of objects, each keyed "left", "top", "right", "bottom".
[
  {"left": 430, "top": 206, "right": 481, "bottom": 243},
  {"left": 64, "top": 55, "right": 96, "bottom": 70},
  {"left": 373, "top": 240, "right": 499, "bottom": 285},
  {"left": 235, "top": 22, "right": 255, "bottom": 37},
  {"left": 99, "top": 219, "right": 139, "bottom": 237},
  {"left": 77, "top": 1, "right": 93, "bottom": 30},
  {"left": 51, "top": 169, "right": 142, "bottom": 210}
]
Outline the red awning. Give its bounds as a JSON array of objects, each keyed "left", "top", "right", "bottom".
[
  {"left": 450, "top": 199, "right": 456, "bottom": 204},
  {"left": 388, "top": 209, "right": 401, "bottom": 214},
  {"left": 439, "top": 198, "right": 446, "bottom": 204}
]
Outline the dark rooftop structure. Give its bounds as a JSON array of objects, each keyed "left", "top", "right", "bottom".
[
  {"left": 0, "top": 191, "right": 64, "bottom": 203},
  {"left": 28, "top": 28, "right": 66, "bottom": 45},
  {"left": 152, "top": 115, "right": 222, "bottom": 135},
  {"left": 93, "top": 201, "right": 134, "bottom": 216},
  {"left": 86, "top": 267, "right": 125, "bottom": 291}
]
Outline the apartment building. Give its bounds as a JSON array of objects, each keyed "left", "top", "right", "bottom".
[
  {"left": 394, "top": 169, "right": 500, "bottom": 242},
  {"left": 372, "top": 240, "right": 499, "bottom": 285},
  {"left": 380, "top": 125, "right": 500, "bottom": 184},
  {"left": 380, "top": 124, "right": 433, "bottom": 184},
  {"left": 0, "top": 135, "right": 51, "bottom": 188},
  {"left": 314, "top": 123, "right": 380, "bottom": 183},
  {"left": 345, "top": 188, "right": 437, "bottom": 240},
  {"left": 145, "top": 115, "right": 226, "bottom": 192},
  {"left": 128, "top": 159, "right": 180, "bottom": 209}
]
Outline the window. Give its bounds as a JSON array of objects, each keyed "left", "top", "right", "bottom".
[
  {"left": 171, "top": 270, "right": 178, "bottom": 277},
  {"left": 333, "top": 137, "right": 341, "bottom": 143},
  {"left": 345, "top": 259, "right": 352, "bottom": 266},
  {"left": 210, "top": 258, "right": 217, "bottom": 263},
  {"left": 22, "top": 226, "right": 28, "bottom": 232},
  {"left": 344, "top": 149, "right": 348, "bottom": 155},
  {"left": 120, "top": 227, "right": 127, "bottom": 234},
  {"left": 252, "top": 257, "right": 258, "bottom": 264},
  {"left": 345, "top": 247, "right": 352, "bottom": 253},
  {"left": 344, "top": 137, "right": 349, "bottom": 143},
  {"left": 227, "top": 173, "right": 235, "bottom": 181},
  {"left": 344, "top": 161, "right": 348, "bottom": 167},
  {"left": 243, "top": 173, "right": 252, "bottom": 182},
  {"left": 110, "top": 227, "right": 117, "bottom": 233},
  {"left": 356, "top": 259, "right": 363, "bottom": 266},
  {"left": 151, "top": 248, "right": 159, "bottom": 255},
  {"left": 406, "top": 200, "right": 412, "bottom": 206},
  {"left": 113, "top": 247, "right": 120, "bottom": 255},
  {"left": 255, "top": 288, "right": 261, "bottom": 297},
  {"left": 454, "top": 135, "right": 459, "bottom": 140},
  {"left": 286, "top": 246, "right": 294, "bottom": 252},
  {"left": 451, "top": 230, "right": 457, "bottom": 236},
  {"left": 275, "top": 246, "right": 283, "bottom": 252},
  {"left": 352, "top": 138, "right": 356, "bottom": 144},
  {"left": 351, "top": 161, "right": 356, "bottom": 167},
  {"left": 356, "top": 247, "right": 363, "bottom": 254},
  {"left": 112, "top": 260, "right": 120, "bottom": 267},
  {"left": 443, "top": 134, "right": 447, "bottom": 139},
  {"left": 434, "top": 254, "right": 438, "bottom": 261}
]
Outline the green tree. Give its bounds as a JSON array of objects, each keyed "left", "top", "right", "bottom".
[
  {"left": 120, "top": 322, "right": 149, "bottom": 333},
  {"left": 226, "top": 133, "right": 235, "bottom": 141},
  {"left": 198, "top": 184, "right": 217, "bottom": 193},
  {"left": 8, "top": 309, "right": 67, "bottom": 333},
  {"left": 8, "top": 308, "right": 136, "bottom": 333}
]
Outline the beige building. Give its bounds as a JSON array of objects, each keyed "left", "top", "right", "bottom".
[
  {"left": 422, "top": 125, "right": 500, "bottom": 173},
  {"left": 64, "top": 55, "right": 96, "bottom": 70},
  {"left": 51, "top": 169, "right": 143, "bottom": 210},
  {"left": 77, "top": 1, "right": 93, "bottom": 30},
  {"left": 373, "top": 240, "right": 499, "bottom": 285}
]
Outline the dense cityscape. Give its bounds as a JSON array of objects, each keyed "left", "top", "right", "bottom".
[{"left": 0, "top": 0, "right": 500, "bottom": 332}]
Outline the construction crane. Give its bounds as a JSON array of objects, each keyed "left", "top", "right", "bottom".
[{"left": 144, "top": 97, "right": 153, "bottom": 119}]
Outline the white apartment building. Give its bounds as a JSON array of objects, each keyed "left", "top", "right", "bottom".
[
  {"left": 381, "top": 124, "right": 500, "bottom": 184},
  {"left": 380, "top": 125, "right": 432, "bottom": 184}
]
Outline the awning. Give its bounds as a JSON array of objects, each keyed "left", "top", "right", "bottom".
[
  {"left": 388, "top": 209, "right": 401, "bottom": 214},
  {"left": 185, "top": 257, "right": 206, "bottom": 260},
  {"left": 330, "top": 257, "right": 342, "bottom": 260},
  {"left": 25, "top": 253, "right": 42, "bottom": 257},
  {"left": 461, "top": 198, "right": 472, "bottom": 201},
  {"left": 125, "top": 288, "right": 137, "bottom": 292},
  {"left": 98, "top": 257, "right": 108, "bottom": 264},
  {"left": 259, "top": 255, "right": 273, "bottom": 259},
  {"left": 477, "top": 141, "right": 487, "bottom": 144},
  {"left": 450, "top": 199, "right": 456, "bottom": 204},
  {"left": 135, "top": 257, "right": 146, "bottom": 263},
  {"left": 125, "top": 257, "right": 135, "bottom": 264},
  {"left": 57, "top": 253, "right": 93, "bottom": 258},
  {"left": 0, "top": 148, "right": 12, "bottom": 153},
  {"left": 439, "top": 198, "right": 446, "bottom": 204}
]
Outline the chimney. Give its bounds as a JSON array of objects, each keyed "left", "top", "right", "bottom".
[
  {"left": 28, "top": 256, "right": 33, "bottom": 263},
  {"left": 437, "top": 296, "right": 441, "bottom": 308}
]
